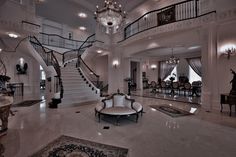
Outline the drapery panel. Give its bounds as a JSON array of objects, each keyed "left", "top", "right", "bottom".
[
  {"left": 186, "top": 57, "right": 202, "bottom": 77},
  {"left": 159, "top": 61, "right": 176, "bottom": 80}
]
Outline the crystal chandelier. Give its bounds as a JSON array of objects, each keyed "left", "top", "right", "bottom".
[
  {"left": 94, "top": 0, "right": 126, "bottom": 34},
  {"left": 166, "top": 48, "right": 180, "bottom": 65}
]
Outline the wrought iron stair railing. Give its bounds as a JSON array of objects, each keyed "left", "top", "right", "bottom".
[
  {"left": 32, "top": 33, "right": 104, "bottom": 97},
  {"left": 29, "top": 36, "right": 63, "bottom": 97},
  {"left": 124, "top": 0, "right": 216, "bottom": 40},
  {"left": 63, "top": 34, "right": 96, "bottom": 64},
  {"left": 77, "top": 56, "right": 101, "bottom": 89}
]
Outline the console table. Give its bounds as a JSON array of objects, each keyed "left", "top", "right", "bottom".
[{"left": 220, "top": 94, "right": 236, "bottom": 116}]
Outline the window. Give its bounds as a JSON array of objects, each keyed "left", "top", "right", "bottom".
[
  {"left": 164, "top": 66, "right": 178, "bottom": 81},
  {"left": 189, "top": 66, "right": 201, "bottom": 83},
  {"left": 41, "top": 71, "right": 46, "bottom": 80},
  {"left": 40, "top": 65, "right": 46, "bottom": 80}
]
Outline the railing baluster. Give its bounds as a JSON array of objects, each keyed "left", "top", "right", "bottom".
[{"left": 122, "top": 0, "right": 215, "bottom": 40}]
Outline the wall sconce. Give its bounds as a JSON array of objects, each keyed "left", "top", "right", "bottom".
[
  {"left": 16, "top": 57, "right": 28, "bottom": 74},
  {"left": 112, "top": 60, "right": 119, "bottom": 68},
  {"left": 150, "top": 64, "right": 157, "bottom": 70}
]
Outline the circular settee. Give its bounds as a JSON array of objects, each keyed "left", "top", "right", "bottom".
[{"left": 95, "top": 92, "right": 143, "bottom": 124}]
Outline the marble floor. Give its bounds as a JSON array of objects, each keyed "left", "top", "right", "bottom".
[
  {"left": 131, "top": 89, "right": 201, "bottom": 105},
  {"left": 1, "top": 95, "right": 236, "bottom": 157}
]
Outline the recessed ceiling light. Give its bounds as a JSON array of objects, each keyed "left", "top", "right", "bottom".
[
  {"left": 97, "top": 50, "right": 102, "bottom": 53},
  {"left": 8, "top": 33, "right": 19, "bottom": 38},
  {"left": 79, "top": 26, "right": 86, "bottom": 31},
  {"left": 78, "top": 12, "right": 87, "bottom": 18},
  {"left": 0, "top": 48, "right": 2, "bottom": 52}
]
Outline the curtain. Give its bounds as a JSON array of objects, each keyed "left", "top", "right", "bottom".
[
  {"left": 159, "top": 61, "right": 176, "bottom": 80},
  {"left": 186, "top": 57, "right": 202, "bottom": 77}
]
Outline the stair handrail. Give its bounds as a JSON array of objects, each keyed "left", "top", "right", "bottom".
[
  {"left": 123, "top": 0, "right": 216, "bottom": 40},
  {"left": 78, "top": 55, "right": 99, "bottom": 78},
  {"left": 29, "top": 36, "right": 61, "bottom": 76},
  {"left": 77, "top": 55, "right": 100, "bottom": 88},
  {"left": 77, "top": 34, "right": 96, "bottom": 56},
  {"left": 62, "top": 34, "right": 96, "bottom": 64},
  {"left": 29, "top": 36, "right": 63, "bottom": 97}
]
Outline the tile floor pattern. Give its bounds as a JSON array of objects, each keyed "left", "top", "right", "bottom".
[{"left": 1, "top": 95, "right": 236, "bottom": 157}]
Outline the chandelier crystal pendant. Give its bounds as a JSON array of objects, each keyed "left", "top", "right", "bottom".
[
  {"left": 166, "top": 48, "right": 180, "bottom": 65},
  {"left": 94, "top": 0, "right": 126, "bottom": 34}
]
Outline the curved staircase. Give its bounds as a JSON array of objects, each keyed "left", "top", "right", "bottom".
[{"left": 60, "top": 61, "right": 100, "bottom": 105}]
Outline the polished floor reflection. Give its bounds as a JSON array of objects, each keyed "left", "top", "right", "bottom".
[
  {"left": 1, "top": 95, "right": 236, "bottom": 157},
  {"left": 131, "top": 89, "right": 201, "bottom": 105}
]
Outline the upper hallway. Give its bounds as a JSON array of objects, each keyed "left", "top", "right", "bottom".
[{"left": 1, "top": 0, "right": 236, "bottom": 45}]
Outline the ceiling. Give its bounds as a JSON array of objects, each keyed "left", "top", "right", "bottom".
[
  {"left": 36, "top": 0, "right": 147, "bottom": 33},
  {"left": 133, "top": 46, "right": 201, "bottom": 58}
]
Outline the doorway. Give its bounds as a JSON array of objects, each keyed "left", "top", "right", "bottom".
[
  {"left": 130, "top": 61, "right": 140, "bottom": 91},
  {"left": 40, "top": 65, "right": 46, "bottom": 97}
]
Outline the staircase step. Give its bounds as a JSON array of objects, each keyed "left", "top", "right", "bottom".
[
  {"left": 63, "top": 88, "right": 93, "bottom": 92},
  {"left": 60, "top": 61, "right": 100, "bottom": 105}
]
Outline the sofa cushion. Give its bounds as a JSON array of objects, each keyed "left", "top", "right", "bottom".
[
  {"left": 113, "top": 95, "right": 125, "bottom": 107},
  {"left": 133, "top": 102, "right": 142, "bottom": 112},
  {"left": 104, "top": 99, "right": 113, "bottom": 108},
  {"left": 123, "top": 98, "right": 132, "bottom": 108},
  {"left": 95, "top": 103, "right": 104, "bottom": 112},
  {"left": 101, "top": 107, "right": 136, "bottom": 115}
]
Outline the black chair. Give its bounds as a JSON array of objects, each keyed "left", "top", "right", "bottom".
[
  {"left": 161, "top": 81, "right": 167, "bottom": 93},
  {"left": 184, "top": 82, "right": 191, "bottom": 96},
  {"left": 150, "top": 81, "right": 157, "bottom": 93},
  {"left": 172, "top": 82, "right": 180, "bottom": 95}
]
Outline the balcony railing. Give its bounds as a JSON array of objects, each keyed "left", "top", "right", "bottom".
[
  {"left": 38, "top": 32, "right": 84, "bottom": 50},
  {"left": 124, "top": 0, "right": 215, "bottom": 40}
]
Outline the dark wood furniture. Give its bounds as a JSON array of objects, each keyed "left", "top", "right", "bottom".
[{"left": 220, "top": 94, "right": 236, "bottom": 116}]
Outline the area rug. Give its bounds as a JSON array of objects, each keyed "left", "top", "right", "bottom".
[
  {"left": 150, "top": 105, "right": 193, "bottom": 117},
  {"left": 12, "top": 100, "right": 41, "bottom": 107},
  {"left": 31, "top": 135, "right": 129, "bottom": 157}
]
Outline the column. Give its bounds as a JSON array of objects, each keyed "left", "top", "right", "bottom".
[{"left": 201, "top": 24, "right": 219, "bottom": 111}]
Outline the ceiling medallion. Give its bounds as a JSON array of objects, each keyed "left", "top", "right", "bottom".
[
  {"left": 166, "top": 48, "right": 179, "bottom": 65},
  {"left": 94, "top": 0, "right": 126, "bottom": 34}
]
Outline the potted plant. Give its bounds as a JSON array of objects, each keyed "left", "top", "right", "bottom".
[{"left": 0, "top": 75, "right": 10, "bottom": 90}]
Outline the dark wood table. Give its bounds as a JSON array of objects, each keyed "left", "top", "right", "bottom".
[{"left": 220, "top": 93, "right": 236, "bottom": 116}]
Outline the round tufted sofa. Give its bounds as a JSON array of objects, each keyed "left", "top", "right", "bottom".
[{"left": 95, "top": 91, "right": 143, "bottom": 124}]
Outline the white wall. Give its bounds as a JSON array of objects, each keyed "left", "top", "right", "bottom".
[
  {"left": 217, "top": 21, "right": 236, "bottom": 95},
  {"left": 83, "top": 54, "right": 108, "bottom": 86},
  {"left": 0, "top": 47, "right": 40, "bottom": 96},
  {"left": 41, "top": 19, "right": 89, "bottom": 41},
  {"left": 93, "top": 55, "right": 108, "bottom": 85},
  {"left": 146, "top": 60, "right": 158, "bottom": 83}
]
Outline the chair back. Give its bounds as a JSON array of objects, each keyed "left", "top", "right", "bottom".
[
  {"left": 172, "top": 82, "right": 179, "bottom": 89},
  {"left": 184, "top": 82, "right": 191, "bottom": 89},
  {"left": 192, "top": 81, "right": 202, "bottom": 87},
  {"left": 150, "top": 81, "right": 157, "bottom": 88},
  {"left": 161, "top": 81, "right": 166, "bottom": 88}
]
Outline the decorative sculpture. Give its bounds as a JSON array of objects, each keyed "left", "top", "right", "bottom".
[{"left": 230, "top": 69, "right": 236, "bottom": 95}]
